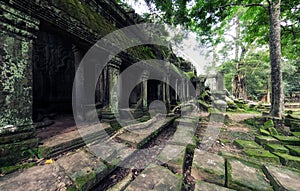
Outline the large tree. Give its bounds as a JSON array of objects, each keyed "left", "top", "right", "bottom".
[{"left": 140, "top": 0, "right": 300, "bottom": 118}]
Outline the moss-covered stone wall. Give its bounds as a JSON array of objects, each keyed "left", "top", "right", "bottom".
[{"left": 0, "top": 2, "right": 39, "bottom": 127}]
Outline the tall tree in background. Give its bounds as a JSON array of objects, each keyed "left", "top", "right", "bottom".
[{"left": 141, "top": 0, "right": 299, "bottom": 118}]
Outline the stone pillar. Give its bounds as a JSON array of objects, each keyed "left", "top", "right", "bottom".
[
  {"left": 163, "top": 79, "right": 166, "bottom": 103},
  {"left": 175, "top": 79, "right": 179, "bottom": 101},
  {"left": 102, "top": 56, "right": 121, "bottom": 119},
  {"left": 186, "top": 79, "right": 190, "bottom": 100},
  {"left": 157, "top": 83, "right": 161, "bottom": 100},
  {"left": 72, "top": 45, "right": 85, "bottom": 119},
  {"left": 182, "top": 79, "right": 186, "bottom": 101},
  {"left": 216, "top": 72, "right": 225, "bottom": 91},
  {"left": 141, "top": 71, "right": 149, "bottom": 111},
  {"left": 166, "top": 75, "right": 170, "bottom": 110}
]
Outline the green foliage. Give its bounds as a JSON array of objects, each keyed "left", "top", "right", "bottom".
[{"left": 139, "top": 0, "right": 300, "bottom": 101}]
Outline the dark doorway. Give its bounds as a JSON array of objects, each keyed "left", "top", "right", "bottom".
[{"left": 32, "top": 28, "right": 75, "bottom": 122}]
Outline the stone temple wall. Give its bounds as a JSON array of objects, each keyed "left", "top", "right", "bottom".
[
  {"left": 0, "top": 2, "right": 39, "bottom": 127},
  {"left": 0, "top": 0, "right": 198, "bottom": 128}
]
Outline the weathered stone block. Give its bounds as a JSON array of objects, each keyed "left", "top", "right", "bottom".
[
  {"left": 125, "top": 164, "right": 182, "bottom": 191},
  {"left": 0, "top": 162, "right": 72, "bottom": 190},
  {"left": 263, "top": 119, "right": 274, "bottom": 129},
  {"left": 191, "top": 150, "right": 226, "bottom": 186},
  {"left": 259, "top": 128, "right": 270, "bottom": 136},
  {"left": 290, "top": 121, "right": 300, "bottom": 132},
  {"left": 286, "top": 145, "right": 300, "bottom": 156},
  {"left": 226, "top": 159, "right": 273, "bottom": 191},
  {"left": 169, "top": 125, "right": 196, "bottom": 147},
  {"left": 255, "top": 136, "right": 280, "bottom": 146},
  {"left": 274, "top": 152, "right": 300, "bottom": 169},
  {"left": 194, "top": 181, "right": 235, "bottom": 191},
  {"left": 0, "top": 138, "right": 38, "bottom": 166},
  {"left": 157, "top": 144, "right": 186, "bottom": 174},
  {"left": 56, "top": 150, "right": 109, "bottom": 191},
  {"left": 265, "top": 144, "right": 289, "bottom": 154},
  {"left": 273, "top": 135, "right": 300, "bottom": 146},
  {"left": 291, "top": 132, "right": 300, "bottom": 137},
  {"left": 262, "top": 165, "right": 300, "bottom": 191},
  {"left": 0, "top": 131, "right": 36, "bottom": 144},
  {"left": 243, "top": 149, "right": 280, "bottom": 164},
  {"left": 233, "top": 140, "right": 262, "bottom": 149}
]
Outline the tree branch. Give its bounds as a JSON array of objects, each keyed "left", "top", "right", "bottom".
[{"left": 218, "top": 3, "right": 268, "bottom": 10}]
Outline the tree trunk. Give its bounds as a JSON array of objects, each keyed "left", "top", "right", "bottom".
[
  {"left": 269, "top": 0, "right": 284, "bottom": 118},
  {"left": 232, "top": 17, "right": 247, "bottom": 100}
]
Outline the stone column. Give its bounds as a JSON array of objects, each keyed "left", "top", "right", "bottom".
[
  {"left": 141, "top": 71, "right": 149, "bottom": 111},
  {"left": 157, "top": 83, "right": 161, "bottom": 100},
  {"left": 166, "top": 75, "right": 170, "bottom": 110},
  {"left": 216, "top": 72, "right": 225, "bottom": 91},
  {"left": 186, "top": 79, "right": 190, "bottom": 100},
  {"left": 163, "top": 79, "right": 166, "bottom": 103},
  {"left": 182, "top": 79, "right": 186, "bottom": 101},
  {"left": 72, "top": 44, "right": 84, "bottom": 119},
  {"left": 102, "top": 56, "right": 121, "bottom": 119},
  {"left": 175, "top": 79, "right": 179, "bottom": 101}
]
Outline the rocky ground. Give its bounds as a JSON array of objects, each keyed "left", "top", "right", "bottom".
[{"left": 1, "top": 111, "right": 300, "bottom": 191}]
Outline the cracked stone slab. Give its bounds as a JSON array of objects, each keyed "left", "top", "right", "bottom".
[
  {"left": 0, "top": 163, "right": 73, "bottom": 191},
  {"left": 125, "top": 164, "right": 182, "bottom": 191},
  {"left": 157, "top": 144, "right": 186, "bottom": 174},
  {"left": 194, "top": 181, "right": 235, "bottom": 191},
  {"left": 56, "top": 149, "right": 109, "bottom": 190},
  {"left": 117, "top": 117, "right": 175, "bottom": 148},
  {"left": 169, "top": 125, "right": 196, "bottom": 146},
  {"left": 262, "top": 165, "right": 300, "bottom": 191},
  {"left": 191, "top": 150, "right": 225, "bottom": 186},
  {"left": 226, "top": 159, "right": 273, "bottom": 191}
]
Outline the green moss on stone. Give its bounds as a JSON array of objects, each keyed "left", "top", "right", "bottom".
[
  {"left": 75, "top": 171, "right": 96, "bottom": 190},
  {"left": 265, "top": 144, "right": 289, "bottom": 154},
  {"left": 263, "top": 119, "right": 274, "bottom": 129},
  {"left": 273, "top": 135, "right": 300, "bottom": 146},
  {"left": 0, "top": 162, "right": 35, "bottom": 175},
  {"left": 243, "top": 149, "right": 280, "bottom": 164},
  {"left": 259, "top": 128, "right": 270, "bottom": 136},
  {"left": 273, "top": 152, "right": 300, "bottom": 169},
  {"left": 268, "top": 127, "right": 279, "bottom": 136},
  {"left": 286, "top": 145, "right": 300, "bottom": 156},
  {"left": 233, "top": 140, "right": 262, "bottom": 149},
  {"left": 291, "top": 132, "right": 300, "bottom": 137},
  {"left": 255, "top": 136, "right": 280, "bottom": 146}
]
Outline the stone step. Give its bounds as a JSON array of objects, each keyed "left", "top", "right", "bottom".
[
  {"left": 262, "top": 165, "right": 300, "bottom": 191},
  {"left": 124, "top": 164, "right": 183, "bottom": 191},
  {"left": 226, "top": 159, "right": 273, "bottom": 191},
  {"left": 286, "top": 145, "right": 300, "bottom": 156},
  {"left": 265, "top": 144, "right": 289, "bottom": 154},
  {"left": 168, "top": 124, "right": 196, "bottom": 147},
  {"left": 273, "top": 152, "right": 300, "bottom": 169},
  {"left": 291, "top": 132, "right": 300, "bottom": 137},
  {"left": 242, "top": 148, "right": 280, "bottom": 164},
  {"left": 116, "top": 116, "right": 176, "bottom": 148},
  {"left": 157, "top": 144, "right": 186, "bottom": 174},
  {"left": 0, "top": 138, "right": 38, "bottom": 166},
  {"left": 56, "top": 149, "right": 110, "bottom": 190},
  {"left": 39, "top": 122, "right": 113, "bottom": 158},
  {"left": 255, "top": 136, "right": 280, "bottom": 146},
  {"left": 233, "top": 139, "right": 262, "bottom": 149},
  {"left": 0, "top": 162, "right": 74, "bottom": 191},
  {"left": 194, "top": 181, "right": 235, "bottom": 191},
  {"left": 273, "top": 135, "right": 300, "bottom": 146},
  {"left": 191, "top": 150, "right": 226, "bottom": 186}
]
